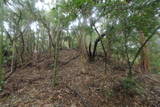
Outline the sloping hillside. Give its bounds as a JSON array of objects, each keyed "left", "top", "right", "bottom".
[{"left": 0, "top": 49, "right": 160, "bottom": 107}]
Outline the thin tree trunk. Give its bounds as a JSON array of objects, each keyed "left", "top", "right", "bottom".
[
  {"left": 139, "top": 31, "right": 150, "bottom": 72},
  {"left": 11, "top": 41, "right": 16, "bottom": 73},
  {"left": 53, "top": 30, "right": 62, "bottom": 86},
  {"left": 20, "top": 32, "right": 25, "bottom": 64},
  {"left": 0, "top": 27, "right": 4, "bottom": 89}
]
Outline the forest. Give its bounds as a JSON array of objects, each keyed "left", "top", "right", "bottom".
[{"left": 0, "top": 0, "right": 160, "bottom": 106}]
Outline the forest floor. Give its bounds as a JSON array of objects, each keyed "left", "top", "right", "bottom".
[{"left": 0, "top": 49, "right": 160, "bottom": 107}]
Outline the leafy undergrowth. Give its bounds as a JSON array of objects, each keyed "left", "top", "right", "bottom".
[{"left": 0, "top": 49, "right": 160, "bottom": 107}]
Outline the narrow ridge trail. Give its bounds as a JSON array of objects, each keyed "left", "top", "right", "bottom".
[{"left": 0, "top": 49, "right": 159, "bottom": 107}]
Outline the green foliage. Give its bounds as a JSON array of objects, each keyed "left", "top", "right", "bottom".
[{"left": 122, "top": 77, "right": 144, "bottom": 95}]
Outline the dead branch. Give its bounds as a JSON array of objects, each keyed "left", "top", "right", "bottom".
[
  {"left": 66, "top": 85, "right": 92, "bottom": 107},
  {"left": 61, "top": 55, "right": 80, "bottom": 66}
]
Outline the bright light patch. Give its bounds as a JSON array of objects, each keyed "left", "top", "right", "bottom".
[
  {"left": 30, "top": 22, "right": 39, "bottom": 32},
  {"left": 35, "top": 0, "right": 56, "bottom": 11},
  {"left": 3, "top": 21, "right": 10, "bottom": 32}
]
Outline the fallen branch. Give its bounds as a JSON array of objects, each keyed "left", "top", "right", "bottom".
[
  {"left": 145, "top": 75, "right": 160, "bottom": 83},
  {"left": 4, "top": 61, "right": 32, "bottom": 82},
  {"left": 66, "top": 85, "right": 92, "bottom": 107},
  {"left": 4, "top": 71, "right": 14, "bottom": 82},
  {"left": 21, "top": 61, "right": 32, "bottom": 69},
  {"left": 61, "top": 55, "right": 80, "bottom": 66}
]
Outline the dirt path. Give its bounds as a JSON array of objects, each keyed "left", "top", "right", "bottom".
[{"left": 0, "top": 49, "right": 160, "bottom": 107}]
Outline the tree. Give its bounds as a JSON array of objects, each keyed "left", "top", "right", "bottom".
[{"left": 0, "top": 0, "right": 5, "bottom": 90}]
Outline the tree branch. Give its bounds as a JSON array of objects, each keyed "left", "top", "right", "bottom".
[{"left": 131, "top": 25, "right": 160, "bottom": 66}]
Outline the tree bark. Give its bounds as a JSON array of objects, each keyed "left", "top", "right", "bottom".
[{"left": 139, "top": 31, "right": 150, "bottom": 72}]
